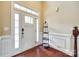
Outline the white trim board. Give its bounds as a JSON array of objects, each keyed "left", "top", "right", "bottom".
[
  {"left": 0, "top": 35, "right": 10, "bottom": 40},
  {"left": 49, "top": 32, "right": 71, "bottom": 37},
  {"left": 49, "top": 32, "right": 73, "bottom": 56},
  {"left": 49, "top": 43, "right": 73, "bottom": 56}
]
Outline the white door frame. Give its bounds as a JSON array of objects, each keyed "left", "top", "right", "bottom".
[{"left": 11, "top": 1, "right": 40, "bottom": 49}]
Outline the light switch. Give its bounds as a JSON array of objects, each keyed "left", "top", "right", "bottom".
[{"left": 4, "top": 27, "right": 9, "bottom": 31}]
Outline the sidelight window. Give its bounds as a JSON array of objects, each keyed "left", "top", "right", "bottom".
[{"left": 14, "top": 13, "right": 19, "bottom": 49}]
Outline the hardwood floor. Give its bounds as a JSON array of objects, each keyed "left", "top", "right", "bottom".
[{"left": 13, "top": 45, "right": 71, "bottom": 57}]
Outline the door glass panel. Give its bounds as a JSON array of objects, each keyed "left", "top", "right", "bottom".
[
  {"left": 28, "top": 16, "right": 31, "bottom": 24},
  {"left": 30, "top": 17, "right": 33, "bottom": 24},
  {"left": 25, "top": 16, "right": 33, "bottom": 24},
  {"left": 15, "top": 22, "right": 19, "bottom": 26},
  {"left": 14, "top": 13, "right": 19, "bottom": 49},
  {"left": 25, "top": 16, "right": 30, "bottom": 24},
  {"left": 15, "top": 28, "right": 19, "bottom": 35},
  {"left": 25, "top": 16, "right": 28, "bottom": 23},
  {"left": 36, "top": 19, "right": 39, "bottom": 42}
]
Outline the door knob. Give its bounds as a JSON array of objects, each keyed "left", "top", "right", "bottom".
[{"left": 21, "top": 28, "right": 24, "bottom": 38}]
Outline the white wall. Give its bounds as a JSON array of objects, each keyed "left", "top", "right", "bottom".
[
  {"left": 1, "top": 35, "right": 13, "bottom": 57},
  {"left": 49, "top": 33, "right": 74, "bottom": 56},
  {"left": 0, "top": 37, "right": 2, "bottom": 56},
  {"left": 0, "top": 1, "right": 42, "bottom": 57},
  {"left": 44, "top": 1, "right": 79, "bottom": 34},
  {"left": 44, "top": 1, "right": 79, "bottom": 57},
  {"left": 0, "top": 32, "right": 42, "bottom": 57},
  {"left": 49, "top": 32, "right": 79, "bottom": 56}
]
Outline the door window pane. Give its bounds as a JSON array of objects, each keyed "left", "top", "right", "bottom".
[
  {"left": 30, "top": 17, "right": 33, "bottom": 24},
  {"left": 25, "top": 16, "right": 28, "bottom": 23},
  {"left": 15, "top": 21, "right": 19, "bottom": 27},
  {"left": 15, "top": 13, "right": 19, "bottom": 20},
  {"left": 15, "top": 28, "right": 19, "bottom": 35},
  {"left": 28, "top": 16, "right": 31, "bottom": 24},
  {"left": 25, "top": 16, "right": 33, "bottom": 24},
  {"left": 14, "top": 13, "right": 19, "bottom": 49},
  {"left": 36, "top": 19, "right": 39, "bottom": 42}
]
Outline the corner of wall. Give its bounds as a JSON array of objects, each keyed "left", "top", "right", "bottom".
[{"left": 0, "top": 2, "right": 2, "bottom": 36}]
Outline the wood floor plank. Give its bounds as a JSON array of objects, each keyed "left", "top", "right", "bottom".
[{"left": 13, "top": 45, "right": 71, "bottom": 57}]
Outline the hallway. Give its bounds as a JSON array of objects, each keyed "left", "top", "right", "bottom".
[{"left": 13, "top": 45, "right": 71, "bottom": 57}]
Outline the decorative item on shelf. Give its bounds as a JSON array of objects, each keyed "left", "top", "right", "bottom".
[
  {"left": 56, "top": 7, "right": 59, "bottom": 12},
  {"left": 42, "top": 21, "right": 49, "bottom": 48}
]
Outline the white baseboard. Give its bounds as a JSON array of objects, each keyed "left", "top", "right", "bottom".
[
  {"left": 11, "top": 32, "right": 42, "bottom": 57},
  {"left": 49, "top": 42, "right": 73, "bottom": 56}
]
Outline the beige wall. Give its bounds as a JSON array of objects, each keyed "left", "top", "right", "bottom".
[
  {"left": 1, "top": 1, "right": 79, "bottom": 35},
  {"left": 40, "top": 2, "right": 44, "bottom": 32},
  {"left": 0, "top": 1, "right": 43, "bottom": 36},
  {"left": 0, "top": 2, "right": 2, "bottom": 35},
  {"left": 17, "top": 1, "right": 43, "bottom": 32},
  {"left": 0, "top": 1, "right": 11, "bottom": 35},
  {"left": 44, "top": 1, "right": 79, "bottom": 34}
]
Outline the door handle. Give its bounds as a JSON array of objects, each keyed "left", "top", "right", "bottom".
[{"left": 21, "top": 28, "right": 24, "bottom": 38}]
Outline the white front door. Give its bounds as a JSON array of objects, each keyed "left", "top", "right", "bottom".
[
  {"left": 14, "top": 10, "right": 38, "bottom": 51},
  {"left": 20, "top": 11, "right": 37, "bottom": 50}
]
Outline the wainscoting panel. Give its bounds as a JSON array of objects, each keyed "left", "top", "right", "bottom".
[
  {"left": 49, "top": 33, "right": 73, "bottom": 56},
  {"left": 0, "top": 35, "right": 13, "bottom": 57},
  {"left": 0, "top": 32, "right": 42, "bottom": 57},
  {"left": 49, "top": 34, "right": 66, "bottom": 48},
  {"left": 0, "top": 37, "right": 2, "bottom": 56}
]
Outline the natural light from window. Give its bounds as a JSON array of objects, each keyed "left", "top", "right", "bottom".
[
  {"left": 14, "top": 3, "right": 39, "bottom": 49},
  {"left": 25, "top": 16, "right": 33, "bottom": 24},
  {"left": 14, "top": 3, "right": 38, "bottom": 16},
  {"left": 14, "top": 13, "right": 19, "bottom": 49}
]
